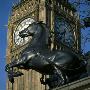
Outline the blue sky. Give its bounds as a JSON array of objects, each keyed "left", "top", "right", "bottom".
[
  {"left": 0, "top": 0, "right": 90, "bottom": 90},
  {"left": 0, "top": 0, "right": 14, "bottom": 90}
]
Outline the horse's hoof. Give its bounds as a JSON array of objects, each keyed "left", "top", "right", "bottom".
[
  {"left": 8, "top": 74, "right": 14, "bottom": 83},
  {"left": 9, "top": 77, "right": 14, "bottom": 83},
  {"left": 13, "top": 71, "right": 24, "bottom": 77}
]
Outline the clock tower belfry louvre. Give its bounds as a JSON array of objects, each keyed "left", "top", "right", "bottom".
[{"left": 7, "top": 0, "right": 82, "bottom": 90}]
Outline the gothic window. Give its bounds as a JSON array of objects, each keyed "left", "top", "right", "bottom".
[{"left": 54, "top": 15, "right": 75, "bottom": 47}]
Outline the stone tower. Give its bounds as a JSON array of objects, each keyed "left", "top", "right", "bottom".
[{"left": 7, "top": 0, "right": 81, "bottom": 90}]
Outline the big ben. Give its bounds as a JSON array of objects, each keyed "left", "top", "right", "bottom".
[{"left": 6, "top": 0, "right": 87, "bottom": 90}]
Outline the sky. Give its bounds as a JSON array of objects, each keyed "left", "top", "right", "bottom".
[
  {"left": 0, "top": 0, "right": 90, "bottom": 90},
  {"left": 0, "top": 0, "right": 15, "bottom": 90}
]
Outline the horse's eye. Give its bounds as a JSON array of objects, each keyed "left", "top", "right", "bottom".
[
  {"left": 26, "top": 30, "right": 28, "bottom": 32},
  {"left": 28, "top": 27, "right": 32, "bottom": 30}
]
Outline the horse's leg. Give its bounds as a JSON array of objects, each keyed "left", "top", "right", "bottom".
[
  {"left": 5, "top": 53, "right": 36, "bottom": 83},
  {"left": 40, "top": 74, "right": 46, "bottom": 85},
  {"left": 7, "top": 68, "right": 23, "bottom": 83},
  {"left": 53, "top": 66, "right": 68, "bottom": 86},
  {"left": 5, "top": 58, "right": 26, "bottom": 83},
  {"left": 5, "top": 60, "right": 22, "bottom": 74},
  {"left": 42, "top": 66, "right": 67, "bottom": 89},
  {"left": 5, "top": 60, "right": 19, "bottom": 72},
  {"left": 5, "top": 54, "right": 28, "bottom": 72},
  {"left": 6, "top": 52, "right": 36, "bottom": 71}
]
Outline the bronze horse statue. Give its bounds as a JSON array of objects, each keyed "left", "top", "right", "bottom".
[{"left": 5, "top": 21, "right": 88, "bottom": 89}]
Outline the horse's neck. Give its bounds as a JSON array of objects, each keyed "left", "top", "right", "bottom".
[
  {"left": 27, "top": 24, "right": 49, "bottom": 51},
  {"left": 30, "top": 37, "right": 48, "bottom": 51}
]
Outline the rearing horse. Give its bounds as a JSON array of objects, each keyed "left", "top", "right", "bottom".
[{"left": 5, "top": 21, "right": 87, "bottom": 89}]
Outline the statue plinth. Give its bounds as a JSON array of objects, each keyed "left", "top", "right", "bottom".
[{"left": 53, "top": 76, "right": 90, "bottom": 90}]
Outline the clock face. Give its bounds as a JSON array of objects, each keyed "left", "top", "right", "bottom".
[
  {"left": 14, "top": 18, "right": 35, "bottom": 46},
  {"left": 55, "top": 16, "right": 75, "bottom": 47}
]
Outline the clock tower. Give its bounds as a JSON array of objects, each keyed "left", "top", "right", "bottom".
[{"left": 7, "top": 0, "right": 81, "bottom": 90}]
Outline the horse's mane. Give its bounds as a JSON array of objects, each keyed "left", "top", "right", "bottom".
[{"left": 21, "top": 21, "right": 49, "bottom": 55}]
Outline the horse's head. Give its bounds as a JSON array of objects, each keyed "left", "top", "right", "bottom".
[
  {"left": 19, "top": 21, "right": 49, "bottom": 49},
  {"left": 19, "top": 22, "right": 38, "bottom": 38}
]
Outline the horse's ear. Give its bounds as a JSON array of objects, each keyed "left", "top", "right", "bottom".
[{"left": 37, "top": 21, "right": 43, "bottom": 24}]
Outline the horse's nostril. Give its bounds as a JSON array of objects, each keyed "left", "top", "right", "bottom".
[{"left": 19, "top": 32, "right": 21, "bottom": 36}]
